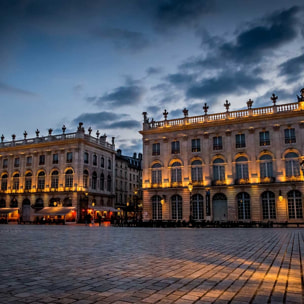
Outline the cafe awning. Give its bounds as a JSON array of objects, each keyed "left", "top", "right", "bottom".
[
  {"left": 90, "top": 206, "right": 120, "bottom": 212},
  {"left": 35, "top": 207, "right": 76, "bottom": 216},
  {"left": 0, "top": 208, "right": 19, "bottom": 214}
]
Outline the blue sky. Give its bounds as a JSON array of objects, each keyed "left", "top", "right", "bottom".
[{"left": 0, "top": 0, "right": 303, "bottom": 155}]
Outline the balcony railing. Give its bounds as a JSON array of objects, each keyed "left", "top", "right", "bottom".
[{"left": 144, "top": 102, "right": 302, "bottom": 130}]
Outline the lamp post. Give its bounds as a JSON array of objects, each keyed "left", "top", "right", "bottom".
[{"left": 188, "top": 182, "right": 193, "bottom": 224}]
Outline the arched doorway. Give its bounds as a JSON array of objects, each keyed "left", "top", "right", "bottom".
[
  {"left": 22, "top": 199, "right": 31, "bottom": 222},
  {"left": 212, "top": 193, "right": 227, "bottom": 221}
]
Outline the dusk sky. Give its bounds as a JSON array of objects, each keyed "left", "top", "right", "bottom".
[{"left": 1, "top": 0, "right": 303, "bottom": 155}]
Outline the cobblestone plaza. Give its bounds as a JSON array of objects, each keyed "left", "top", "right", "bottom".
[{"left": 0, "top": 226, "right": 303, "bottom": 304}]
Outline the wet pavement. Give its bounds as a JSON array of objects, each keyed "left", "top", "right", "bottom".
[{"left": 0, "top": 225, "right": 303, "bottom": 303}]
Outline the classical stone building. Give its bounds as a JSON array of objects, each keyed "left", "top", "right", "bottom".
[
  {"left": 115, "top": 149, "right": 142, "bottom": 217},
  {"left": 0, "top": 123, "right": 116, "bottom": 223},
  {"left": 140, "top": 89, "right": 304, "bottom": 226}
]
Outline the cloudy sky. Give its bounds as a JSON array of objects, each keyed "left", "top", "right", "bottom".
[{"left": 1, "top": 0, "right": 303, "bottom": 155}]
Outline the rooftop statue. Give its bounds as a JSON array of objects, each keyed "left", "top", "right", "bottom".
[{"left": 297, "top": 88, "right": 304, "bottom": 102}]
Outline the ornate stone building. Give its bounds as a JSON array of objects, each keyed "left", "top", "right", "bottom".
[
  {"left": 140, "top": 89, "right": 304, "bottom": 226},
  {"left": 0, "top": 123, "right": 116, "bottom": 223},
  {"left": 115, "top": 150, "right": 142, "bottom": 217}
]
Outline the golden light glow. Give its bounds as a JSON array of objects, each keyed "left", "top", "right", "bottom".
[
  {"left": 278, "top": 190, "right": 283, "bottom": 201},
  {"left": 187, "top": 182, "right": 193, "bottom": 193}
]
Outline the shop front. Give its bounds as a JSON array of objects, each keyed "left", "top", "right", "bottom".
[
  {"left": 34, "top": 207, "right": 76, "bottom": 224},
  {"left": 0, "top": 208, "right": 20, "bottom": 223}
]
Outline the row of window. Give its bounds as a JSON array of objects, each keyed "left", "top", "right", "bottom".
[
  {"left": 0, "top": 197, "right": 73, "bottom": 208},
  {"left": 151, "top": 190, "right": 303, "bottom": 220},
  {"left": 1, "top": 170, "right": 112, "bottom": 192},
  {"left": 152, "top": 128, "right": 297, "bottom": 155},
  {"left": 151, "top": 152, "right": 301, "bottom": 184},
  {"left": 1, "top": 152, "right": 112, "bottom": 170},
  {"left": 84, "top": 152, "right": 112, "bottom": 169}
]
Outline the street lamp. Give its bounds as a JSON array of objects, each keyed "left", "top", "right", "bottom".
[
  {"left": 300, "top": 160, "right": 304, "bottom": 177},
  {"left": 188, "top": 182, "right": 193, "bottom": 223}
]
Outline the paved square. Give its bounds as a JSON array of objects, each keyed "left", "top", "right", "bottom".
[{"left": 0, "top": 225, "right": 303, "bottom": 303}]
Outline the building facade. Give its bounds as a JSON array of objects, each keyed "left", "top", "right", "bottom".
[
  {"left": 140, "top": 89, "right": 304, "bottom": 226},
  {"left": 0, "top": 122, "right": 116, "bottom": 223},
  {"left": 115, "top": 149, "right": 142, "bottom": 218}
]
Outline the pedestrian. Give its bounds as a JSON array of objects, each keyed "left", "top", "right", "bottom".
[{"left": 97, "top": 213, "right": 102, "bottom": 226}]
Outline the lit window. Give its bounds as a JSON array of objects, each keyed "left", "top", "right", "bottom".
[
  {"left": 259, "top": 131, "right": 270, "bottom": 146},
  {"left": 191, "top": 160, "right": 202, "bottom": 182},
  {"left": 213, "top": 136, "right": 222, "bottom": 150},
  {"left": 65, "top": 169, "right": 73, "bottom": 187},
  {"left": 51, "top": 171, "right": 59, "bottom": 189},
  {"left": 37, "top": 171, "right": 45, "bottom": 189},
  {"left": 171, "top": 162, "right": 182, "bottom": 183},
  {"left": 151, "top": 163, "right": 162, "bottom": 185},
  {"left": 285, "top": 152, "right": 300, "bottom": 177},
  {"left": 171, "top": 141, "right": 180, "bottom": 154},
  {"left": 259, "top": 155, "right": 273, "bottom": 178},
  {"left": 191, "top": 139, "right": 200, "bottom": 152},
  {"left": 236, "top": 156, "right": 249, "bottom": 180},
  {"left": 213, "top": 158, "right": 225, "bottom": 182},
  {"left": 152, "top": 143, "right": 160, "bottom": 156}
]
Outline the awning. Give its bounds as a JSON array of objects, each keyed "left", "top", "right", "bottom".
[
  {"left": 90, "top": 206, "right": 120, "bottom": 212},
  {"left": 0, "top": 208, "right": 19, "bottom": 214},
  {"left": 34, "top": 207, "right": 76, "bottom": 216}
]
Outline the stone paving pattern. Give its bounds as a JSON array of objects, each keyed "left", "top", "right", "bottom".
[{"left": 0, "top": 225, "right": 303, "bottom": 304}]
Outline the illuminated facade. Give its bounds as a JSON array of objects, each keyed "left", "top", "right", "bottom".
[
  {"left": 140, "top": 89, "right": 304, "bottom": 226},
  {"left": 0, "top": 123, "right": 116, "bottom": 222}
]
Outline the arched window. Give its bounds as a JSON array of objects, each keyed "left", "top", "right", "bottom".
[
  {"left": 0, "top": 199, "right": 6, "bottom": 208},
  {"left": 49, "top": 197, "right": 60, "bottom": 207},
  {"left": 151, "top": 163, "right": 162, "bottom": 185},
  {"left": 236, "top": 156, "right": 249, "bottom": 180},
  {"left": 171, "top": 195, "right": 183, "bottom": 220},
  {"left": 25, "top": 172, "right": 32, "bottom": 190},
  {"left": 13, "top": 172, "right": 20, "bottom": 190},
  {"left": 191, "top": 160, "right": 202, "bottom": 182},
  {"left": 237, "top": 192, "right": 250, "bottom": 220},
  {"left": 152, "top": 195, "right": 162, "bottom": 220},
  {"left": 1, "top": 174, "right": 8, "bottom": 191},
  {"left": 171, "top": 162, "right": 182, "bottom": 183},
  {"left": 37, "top": 171, "right": 45, "bottom": 189},
  {"left": 107, "top": 175, "right": 112, "bottom": 192},
  {"left": 285, "top": 152, "right": 300, "bottom": 177},
  {"left": 261, "top": 191, "right": 276, "bottom": 219},
  {"left": 10, "top": 198, "right": 18, "bottom": 208},
  {"left": 288, "top": 190, "right": 303, "bottom": 219},
  {"left": 83, "top": 170, "right": 89, "bottom": 188},
  {"left": 213, "top": 158, "right": 225, "bottom": 182},
  {"left": 192, "top": 194, "right": 204, "bottom": 220},
  {"left": 51, "top": 170, "right": 59, "bottom": 189},
  {"left": 34, "top": 198, "right": 44, "bottom": 208},
  {"left": 92, "top": 171, "right": 97, "bottom": 190},
  {"left": 100, "top": 173, "right": 104, "bottom": 191},
  {"left": 259, "top": 155, "right": 273, "bottom": 179},
  {"left": 63, "top": 197, "right": 72, "bottom": 207},
  {"left": 65, "top": 169, "right": 73, "bottom": 187}
]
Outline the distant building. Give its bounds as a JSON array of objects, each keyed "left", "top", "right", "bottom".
[
  {"left": 115, "top": 149, "right": 142, "bottom": 217},
  {"left": 0, "top": 123, "right": 116, "bottom": 223},
  {"left": 140, "top": 88, "right": 304, "bottom": 226}
]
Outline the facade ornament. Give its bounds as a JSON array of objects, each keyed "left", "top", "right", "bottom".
[
  {"left": 224, "top": 100, "right": 231, "bottom": 112},
  {"left": 203, "top": 103, "right": 209, "bottom": 115},
  {"left": 88, "top": 127, "right": 92, "bottom": 135},
  {"left": 1, "top": 135, "right": 4, "bottom": 143},
  {"left": 163, "top": 109, "right": 168, "bottom": 120},
  {"left": 96, "top": 130, "right": 100, "bottom": 138},
  {"left": 297, "top": 88, "right": 304, "bottom": 102},
  {"left": 271, "top": 93, "right": 278, "bottom": 105},
  {"left": 62, "top": 125, "right": 66, "bottom": 134},
  {"left": 183, "top": 108, "right": 188, "bottom": 117},
  {"left": 77, "top": 122, "right": 84, "bottom": 132},
  {"left": 247, "top": 99, "right": 253, "bottom": 109},
  {"left": 35, "top": 129, "right": 40, "bottom": 137},
  {"left": 12, "top": 134, "right": 16, "bottom": 141},
  {"left": 142, "top": 112, "right": 148, "bottom": 123},
  {"left": 48, "top": 128, "right": 53, "bottom": 136},
  {"left": 23, "top": 131, "right": 27, "bottom": 139}
]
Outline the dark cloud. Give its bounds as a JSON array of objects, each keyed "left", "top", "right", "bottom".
[
  {"left": 87, "top": 85, "right": 145, "bottom": 107},
  {"left": 154, "top": 0, "right": 214, "bottom": 29},
  {"left": 107, "top": 120, "right": 141, "bottom": 129},
  {"left": 73, "top": 111, "right": 126, "bottom": 126},
  {"left": 147, "top": 105, "right": 161, "bottom": 115},
  {"left": 186, "top": 71, "right": 265, "bottom": 99},
  {"left": 166, "top": 73, "right": 196, "bottom": 86},
  {"left": 0, "top": 82, "right": 37, "bottom": 97},
  {"left": 219, "top": 6, "right": 300, "bottom": 63},
  {"left": 279, "top": 53, "right": 304, "bottom": 83},
  {"left": 146, "top": 67, "right": 163, "bottom": 76},
  {"left": 93, "top": 28, "right": 150, "bottom": 51},
  {"left": 117, "top": 138, "right": 142, "bottom": 156}
]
